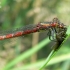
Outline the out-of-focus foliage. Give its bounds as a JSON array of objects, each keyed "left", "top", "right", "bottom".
[{"left": 0, "top": 0, "right": 70, "bottom": 70}]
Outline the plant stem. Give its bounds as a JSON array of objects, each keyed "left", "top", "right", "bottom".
[{"left": 39, "top": 49, "right": 55, "bottom": 70}]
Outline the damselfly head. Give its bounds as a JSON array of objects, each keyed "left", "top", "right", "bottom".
[{"left": 52, "top": 18, "right": 60, "bottom": 25}]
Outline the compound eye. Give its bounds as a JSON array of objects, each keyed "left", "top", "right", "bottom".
[{"left": 53, "top": 18, "right": 60, "bottom": 24}]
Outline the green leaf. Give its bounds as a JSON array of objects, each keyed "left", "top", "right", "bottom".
[
  {"left": 12, "top": 53, "right": 70, "bottom": 70},
  {"left": 3, "top": 38, "right": 50, "bottom": 70}
]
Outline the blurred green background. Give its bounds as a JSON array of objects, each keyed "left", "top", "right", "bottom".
[{"left": 0, "top": 0, "right": 70, "bottom": 70}]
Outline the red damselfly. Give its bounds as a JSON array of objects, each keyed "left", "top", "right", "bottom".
[{"left": 0, "top": 18, "right": 67, "bottom": 43}]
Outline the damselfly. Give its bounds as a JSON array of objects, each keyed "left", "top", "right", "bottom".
[{"left": 0, "top": 18, "right": 67, "bottom": 42}]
